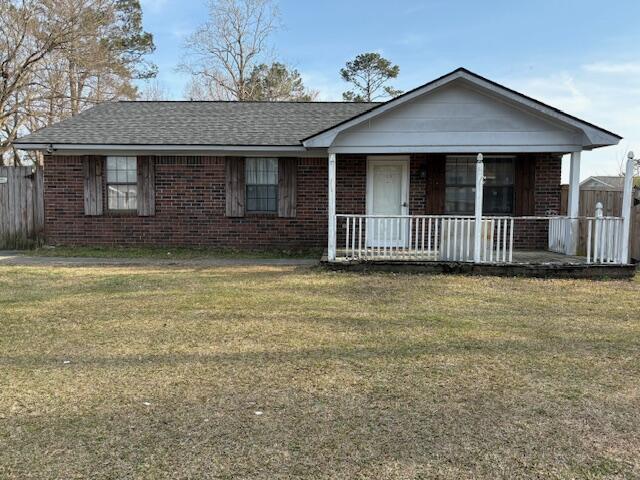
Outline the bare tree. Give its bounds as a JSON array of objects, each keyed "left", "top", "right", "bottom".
[
  {"left": 181, "top": 0, "right": 279, "bottom": 101},
  {"left": 140, "top": 79, "right": 171, "bottom": 101},
  {"left": 0, "top": 0, "right": 156, "bottom": 164},
  {"left": 0, "top": 0, "right": 76, "bottom": 164}
]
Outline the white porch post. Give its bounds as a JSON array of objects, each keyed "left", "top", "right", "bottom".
[
  {"left": 567, "top": 151, "right": 581, "bottom": 255},
  {"left": 327, "top": 152, "right": 337, "bottom": 261},
  {"left": 473, "top": 153, "right": 484, "bottom": 263},
  {"left": 621, "top": 151, "right": 635, "bottom": 264}
]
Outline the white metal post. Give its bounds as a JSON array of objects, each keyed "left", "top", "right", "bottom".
[
  {"left": 473, "top": 153, "right": 484, "bottom": 263},
  {"left": 567, "top": 151, "right": 581, "bottom": 255},
  {"left": 620, "top": 151, "right": 635, "bottom": 264},
  {"left": 327, "top": 152, "right": 337, "bottom": 261}
]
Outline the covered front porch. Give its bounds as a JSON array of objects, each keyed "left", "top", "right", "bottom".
[
  {"left": 303, "top": 69, "right": 632, "bottom": 275},
  {"left": 323, "top": 151, "right": 637, "bottom": 275}
]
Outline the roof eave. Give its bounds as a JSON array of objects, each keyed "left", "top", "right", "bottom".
[{"left": 14, "top": 143, "right": 318, "bottom": 157}]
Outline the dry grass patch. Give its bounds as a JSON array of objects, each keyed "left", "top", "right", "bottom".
[{"left": 0, "top": 265, "right": 639, "bottom": 479}]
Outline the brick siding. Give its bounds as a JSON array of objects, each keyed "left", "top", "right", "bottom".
[{"left": 43, "top": 153, "right": 561, "bottom": 250}]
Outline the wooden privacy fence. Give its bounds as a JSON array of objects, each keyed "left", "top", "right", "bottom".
[
  {"left": 0, "top": 165, "right": 44, "bottom": 248},
  {"left": 561, "top": 185, "right": 640, "bottom": 261}
]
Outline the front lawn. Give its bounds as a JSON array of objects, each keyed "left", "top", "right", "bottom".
[
  {"left": 26, "top": 245, "right": 322, "bottom": 260},
  {"left": 1, "top": 265, "right": 639, "bottom": 479}
]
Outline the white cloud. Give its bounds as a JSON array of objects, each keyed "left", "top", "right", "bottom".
[
  {"left": 583, "top": 61, "right": 640, "bottom": 74},
  {"left": 300, "top": 71, "right": 344, "bottom": 101},
  {"left": 507, "top": 69, "right": 640, "bottom": 182}
]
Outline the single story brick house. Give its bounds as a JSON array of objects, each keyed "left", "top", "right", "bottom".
[{"left": 16, "top": 68, "right": 629, "bottom": 268}]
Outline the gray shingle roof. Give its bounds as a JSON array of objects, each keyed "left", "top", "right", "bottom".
[{"left": 15, "top": 101, "right": 379, "bottom": 147}]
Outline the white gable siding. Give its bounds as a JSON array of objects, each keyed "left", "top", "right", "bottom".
[{"left": 331, "top": 82, "right": 584, "bottom": 153}]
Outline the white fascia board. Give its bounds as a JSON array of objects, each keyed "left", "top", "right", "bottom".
[{"left": 302, "top": 70, "right": 621, "bottom": 149}]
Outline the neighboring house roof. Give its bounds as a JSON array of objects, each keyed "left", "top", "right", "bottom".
[
  {"left": 14, "top": 101, "right": 377, "bottom": 147},
  {"left": 580, "top": 176, "right": 640, "bottom": 190},
  {"left": 14, "top": 67, "right": 621, "bottom": 153},
  {"left": 580, "top": 176, "right": 626, "bottom": 190}
]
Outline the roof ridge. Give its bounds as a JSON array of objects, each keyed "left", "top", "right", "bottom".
[{"left": 116, "top": 100, "right": 382, "bottom": 105}]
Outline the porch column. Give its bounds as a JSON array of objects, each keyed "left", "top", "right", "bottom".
[
  {"left": 566, "top": 151, "right": 581, "bottom": 255},
  {"left": 473, "top": 153, "right": 484, "bottom": 263},
  {"left": 327, "top": 152, "right": 337, "bottom": 261},
  {"left": 621, "top": 151, "right": 635, "bottom": 263}
]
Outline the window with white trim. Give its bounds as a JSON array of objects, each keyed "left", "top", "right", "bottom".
[
  {"left": 445, "top": 156, "right": 515, "bottom": 215},
  {"left": 246, "top": 157, "right": 278, "bottom": 213},
  {"left": 106, "top": 156, "right": 137, "bottom": 211}
]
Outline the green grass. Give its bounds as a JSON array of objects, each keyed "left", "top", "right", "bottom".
[
  {"left": 26, "top": 245, "right": 322, "bottom": 260},
  {"left": 1, "top": 265, "right": 639, "bottom": 479}
]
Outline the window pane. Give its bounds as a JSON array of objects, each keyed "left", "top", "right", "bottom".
[
  {"left": 246, "top": 158, "right": 278, "bottom": 185},
  {"left": 108, "top": 184, "right": 137, "bottom": 210},
  {"left": 446, "top": 157, "right": 475, "bottom": 185},
  {"left": 445, "top": 156, "right": 515, "bottom": 215},
  {"left": 106, "top": 158, "right": 118, "bottom": 183},
  {"left": 246, "top": 184, "right": 277, "bottom": 212},
  {"left": 445, "top": 186, "right": 475, "bottom": 214},
  {"left": 484, "top": 186, "right": 513, "bottom": 214},
  {"left": 246, "top": 158, "right": 278, "bottom": 212},
  {"left": 485, "top": 159, "right": 514, "bottom": 186},
  {"left": 107, "top": 156, "right": 137, "bottom": 184},
  {"left": 126, "top": 167, "right": 137, "bottom": 183}
]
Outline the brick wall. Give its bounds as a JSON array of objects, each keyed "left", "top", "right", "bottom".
[
  {"left": 43, "top": 153, "right": 561, "bottom": 250},
  {"left": 513, "top": 154, "right": 562, "bottom": 249},
  {"left": 44, "top": 156, "right": 328, "bottom": 249}
]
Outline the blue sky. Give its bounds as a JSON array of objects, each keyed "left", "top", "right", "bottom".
[{"left": 139, "top": 0, "right": 640, "bottom": 181}]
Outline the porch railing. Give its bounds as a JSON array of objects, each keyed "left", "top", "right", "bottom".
[
  {"left": 336, "top": 215, "right": 514, "bottom": 263},
  {"left": 585, "top": 216, "right": 625, "bottom": 264},
  {"left": 549, "top": 215, "right": 626, "bottom": 264},
  {"left": 548, "top": 217, "right": 572, "bottom": 255},
  {"left": 335, "top": 214, "right": 628, "bottom": 265}
]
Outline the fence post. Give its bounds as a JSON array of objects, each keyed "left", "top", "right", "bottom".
[
  {"left": 595, "top": 202, "right": 603, "bottom": 219},
  {"left": 473, "top": 153, "right": 484, "bottom": 263},
  {"left": 621, "top": 151, "right": 636, "bottom": 264}
]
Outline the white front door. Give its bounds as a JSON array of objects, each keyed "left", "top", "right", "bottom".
[{"left": 366, "top": 157, "right": 410, "bottom": 247}]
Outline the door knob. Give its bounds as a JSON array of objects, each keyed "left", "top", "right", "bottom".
[{"left": 401, "top": 202, "right": 408, "bottom": 207}]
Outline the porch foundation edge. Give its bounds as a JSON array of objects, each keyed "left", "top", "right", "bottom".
[{"left": 320, "top": 258, "right": 637, "bottom": 279}]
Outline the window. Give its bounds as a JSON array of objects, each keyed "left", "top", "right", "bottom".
[
  {"left": 246, "top": 157, "right": 278, "bottom": 212},
  {"left": 106, "top": 156, "right": 137, "bottom": 211},
  {"left": 445, "top": 156, "right": 514, "bottom": 215}
]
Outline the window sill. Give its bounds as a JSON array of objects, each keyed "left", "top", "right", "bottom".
[
  {"left": 106, "top": 210, "right": 138, "bottom": 217},
  {"left": 245, "top": 211, "right": 278, "bottom": 216}
]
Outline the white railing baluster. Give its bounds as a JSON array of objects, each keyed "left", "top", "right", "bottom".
[
  {"left": 358, "top": 217, "right": 362, "bottom": 258},
  {"left": 351, "top": 216, "right": 356, "bottom": 258},
  {"left": 586, "top": 219, "right": 592, "bottom": 263},
  {"left": 453, "top": 218, "right": 458, "bottom": 260},
  {"left": 496, "top": 219, "right": 502, "bottom": 262},
  {"left": 489, "top": 219, "right": 495, "bottom": 263},
  {"left": 509, "top": 218, "right": 514, "bottom": 263},
  {"left": 435, "top": 218, "right": 439, "bottom": 259},
  {"left": 345, "top": 217, "right": 350, "bottom": 258}
]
